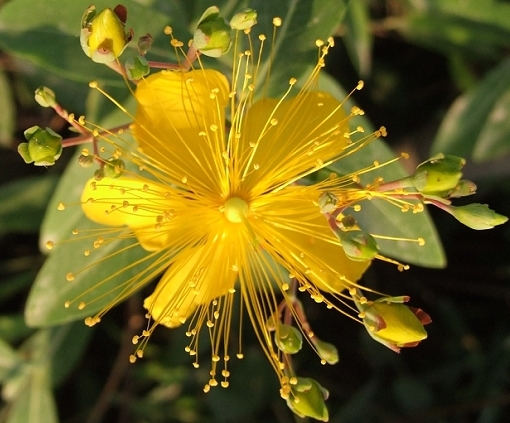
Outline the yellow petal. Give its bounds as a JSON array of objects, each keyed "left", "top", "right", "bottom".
[
  {"left": 240, "top": 91, "right": 349, "bottom": 194},
  {"left": 144, "top": 243, "right": 237, "bottom": 328},
  {"left": 254, "top": 194, "right": 369, "bottom": 293},
  {"left": 133, "top": 69, "right": 230, "bottom": 192},
  {"left": 81, "top": 177, "right": 180, "bottom": 251}
]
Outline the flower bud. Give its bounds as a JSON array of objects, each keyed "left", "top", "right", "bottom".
[
  {"left": 318, "top": 192, "right": 337, "bottom": 214},
  {"left": 34, "top": 86, "right": 56, "bottom": 108},
  {"left": 411, "top": 153, "right": 465, "bottom": 196},
  {"left": 286, "top": 377, "right": 329, "bottom": 421},
  {"left": 193, "top": 6, "right": 231, "bottom": 58},
  {"left": 103, "top": 158, "right": 126, "bottom": 178},
  {"left": 18, "top": 126, "right": 62, "bottom": 166},
  {"left": 355, "top": 295, "right": 431, "bottom": 352},
  {"left": 313, "top": 338, "right": 339, "bottom": 365},
  {"left": 275, "top": 324, "right": 303, "bottom": 354},
  {"left": 78, "top": 154, "right": 94, "bottom": 168},
  {"left": 125, "top": 56, "right": 150, "bottom": 80},
  {"left": 230, "top": 8, "right": 258, "bottom": 30},
  {"left": 80, "top": 5, "right": 133, "bottom": 63},
  {"left": 446, "top": 203, "right": 508, "bottom": 230},
  {"left": 137, "top": 33, "right": 153, "bottom": 54},
  {"left": 338, "top": 229, "right": 378, "bottom": 261}
]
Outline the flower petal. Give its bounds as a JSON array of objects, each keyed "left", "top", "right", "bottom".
[
  {"left": 81, "top": 177, "right": 180, "bottom": 251},
  {"left": 144, "top": 243, "right": 237, "bottom": 328},
  {"left": 133, "top": 69, "right": 230, "bottom": 193},
  {"left": 240, "top": 91, "right": 350, "bottom": 194}
]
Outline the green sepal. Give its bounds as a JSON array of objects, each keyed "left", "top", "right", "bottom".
[
  {"left": 286, "top": 377, "right": 329, "bottom": 421},
  {"left": 194, "top": 6, "right": 231, "bottom": 58},
  {"left": 230, "top": 8, "right": 257, "bottom": 30},
  {"left": 125, "top": 55, "right": 150, "bottom": 80}
]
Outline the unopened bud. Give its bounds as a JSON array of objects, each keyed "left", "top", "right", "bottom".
[
  {"left": 18, "top": 126, "right": 62, "bottom": 166},
  {"left": 125, "top": 56, "right": 150, "bottom": 80},
  {"left": 286, "top": 377, "right": 329, "bottom": 421},
  {"left": 446, "top": 203, "right": 507, "bottom": 230},
  {"left": 318, "top": 192, "right": 337, "bottom": 214},
  {"left": 230, "top": 8, "right": 257, "bottom": 30},
  {"left": 80, "top": 5, "right": 133, "bottom": 63},
  {"left": 137, "top": 33, "right": 153, "bottom": 54},
  {"left": 103, "top": 158, "right": 126, "bottom": 178},
  {"left": 275, "top": 324, "right": 303, "bottom": 354},
  {"left": 313, "top": 339, "right": 339, "bottom": 365},
  {"left": 339, "top": 230, "right": 378, "bottom": 261},
  {"left": 78, "top": 154, "right": 94, "bottom": 168},
  {"left": 34, "top": 86, "right": 56, "bottom": 108},
  {"left": 354, "top": 295, "right": 431, "bottom": 353},
  {"left": 94, "top": 168, "right": 105, "bottom": 181},
  {"left": 411, "top": 153, "right": 465, "bottom": 196},
  {"left": 193, "top": 6, "right": 231, "bottom": 57}
]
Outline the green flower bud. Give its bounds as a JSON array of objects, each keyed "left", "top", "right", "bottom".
[
  {"left": 339, "top": 230, "right": 378, "bottom": 261},
  {"left": 125, "top": 56, "right": 150, "bottom": 80},
  {"left": 275, "top": 324, "right": 303, "bottom": 354},
  {"left": 354, "top": 295, "right": 431, "bottom": 353},
  {"left": 103, "top": 158, "right": 126, "bottom": 178},
  {"left": 193, "top": 6, "right": 231, "bottom": 58},
  {"left": 18, "top": 126, "right": 62, "bottom": 166},
  {"left": 94, "top": 168, "right": 105, "bottom": 181},
  {"left": 78, "top": 154, "right": 94, "bottom": 168},
  {"left": 34, "top": 86, "right": 56, "bottom": 108},
  {"left": 313, "top": 338, "right": 339, "bottom": 365},
  {"left": 286, "top": 377, "right": 329, "bottom": 421},
  {"left": 80, "top": 5, "right": 133, "bottom": 63},
  {"left": 230, "top": 8, "right": 258, "bottom": 30},
  {"left": 411, "top": 153, "right": 465, "bottom": 196},
  {"left": 318, "top": 192, "right": 337, "bottom": 214},
  {"left": 137, "top": 33, "right": 153, "bottom": 54},
  {"left": 446, "top": 203, "right": 508, "bottom": 230}
]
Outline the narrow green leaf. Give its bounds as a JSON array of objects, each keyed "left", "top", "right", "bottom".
[
  {"left": 473, "top": 89, "right": 510, "bottom": 161},
  {"left": 6, "top": 366, "right": 58, "bottom": 423},
  {"left": 431, "top": 58, "right": 510, "bottom": 160},
  {"left": 0, "top": 68, "right": 15, "bottom": 147},
  {"left": 343, "top": 0, "right": 372, "bottom": 76}
]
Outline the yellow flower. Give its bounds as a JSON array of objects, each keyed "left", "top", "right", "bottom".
[{"left": 71, "top": 27, "right": 396, "bottom": 400}]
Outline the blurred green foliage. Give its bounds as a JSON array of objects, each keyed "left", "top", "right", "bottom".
[{"left": 0, "top": 0, "right": 509, "bottom": 422}]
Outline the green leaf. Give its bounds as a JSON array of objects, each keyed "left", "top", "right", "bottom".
[
  {"left": 318, "top": 72, "right": 446, "bottom": 268},
  {"left": 247, "top": 0, "right": 350, "bottom": 98},
  {"left": 0, "top": 68, "right": 15, "bottom": 147},
  {"left": 0, "top": 175, "right": 59, "bottom": 234},
  {"left": 24, "top": 148, "right": 164, "bottom": 327},
  {"left": 399, "top": 0, "right": 510, "bottom": 60},
  {"left": 431, "top": 58, "right": 510, "bottom": 161},
  {"left": 343, "top": 0, "right": 372, "bottom": 76},
  {"left": 6, "top": 366, "right": 58, "bottom": 423},
  {"left": 0, "top": 338, "right": 22, "bottom": 382}
]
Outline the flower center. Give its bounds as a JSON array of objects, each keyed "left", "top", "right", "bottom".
[{"left": 224, "top": 197, "right": 249, "bottom": 223}]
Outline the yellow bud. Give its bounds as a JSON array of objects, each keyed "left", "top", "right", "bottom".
[{"left": 80, "top": 5, "right": 133, "bottom": 63}]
